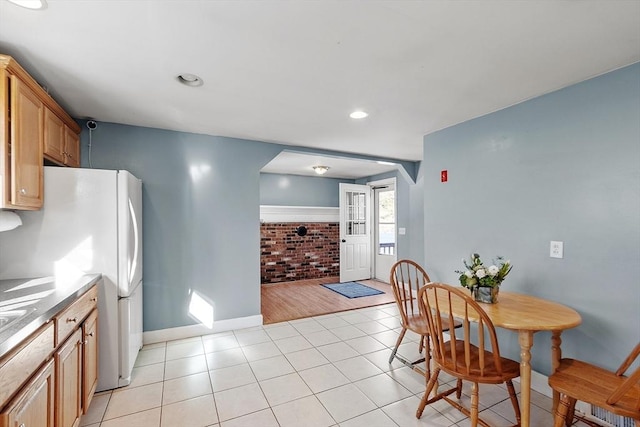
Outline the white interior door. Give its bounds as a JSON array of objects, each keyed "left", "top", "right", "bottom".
[
  {"left": 374, "top": 182, "right": 396, "bottom": 282},
  {"left": 339, "top": 183, "right": 371, "bottom": 282}
]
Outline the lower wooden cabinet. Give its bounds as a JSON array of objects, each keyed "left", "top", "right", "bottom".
[
  {"left": 55, "top": 329, "right": 82, "bottom": 427},
  {"left": 0, "top": 286, "right": 98, "bottom": 427},
  {"left": 55, "top": 308, "right": 98, "bottom": 427},
  {"left": 0, "top": 358, "right": 55, "bottom": 427},
  {"left": 82, "top": 310, "right": 98, "bottom": 412}
]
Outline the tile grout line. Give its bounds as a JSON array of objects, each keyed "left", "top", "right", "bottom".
[{"left": 87, "top": 302, "right": 556, "bottom": 426}]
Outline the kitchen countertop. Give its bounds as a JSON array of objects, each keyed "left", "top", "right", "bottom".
[{"left": 0, "top": 274, "right": 102, "bottom": 359}]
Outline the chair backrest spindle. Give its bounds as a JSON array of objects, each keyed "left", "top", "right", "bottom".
[
  {"left": 419, "top": 283, "right": 506, "bottom": 382},
  {"left": 416, "top": 283, "right": 522, "bottom": 425},
  {"left": 390, "top": 260, "right": 431, "bottom": 328}
]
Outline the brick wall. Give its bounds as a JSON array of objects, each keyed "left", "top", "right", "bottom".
[{"left": 260, "top": 222, "right": 339, "bottom": 284}]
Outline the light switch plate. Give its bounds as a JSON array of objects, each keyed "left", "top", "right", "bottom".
[{"left": 550, "top": 241, "right": 563, "bottom": 258}]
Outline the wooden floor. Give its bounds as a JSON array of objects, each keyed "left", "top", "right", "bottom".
[{"left": 261, "top": 276, "right": 396, "bottom": 324}]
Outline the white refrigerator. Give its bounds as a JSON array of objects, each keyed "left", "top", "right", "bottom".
[{"left": 0, "top": 166, "right": 143, "bottom": 392}]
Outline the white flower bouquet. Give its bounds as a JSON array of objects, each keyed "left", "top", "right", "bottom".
[{"left": 456, "top": 253, "right": 512, "bottom": 291}]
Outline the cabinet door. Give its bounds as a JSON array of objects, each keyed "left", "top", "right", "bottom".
[
  {"left": 55, "top": 329, "right": 82, "bottom": 427},
  {"left": 10, "top": 75, "right": 43, "bottom": 209},
  {"left": 43, "top": 108, "right": 64, "bottom": 164},
  {"left": 82, "top": 309, "right": 98, "bottom": 412},
  {"left": 0, "top": 359, "right": 55, "bottom": 427},
  {"left": 63, "top": 126, "right": 80, "bottom": 167}
]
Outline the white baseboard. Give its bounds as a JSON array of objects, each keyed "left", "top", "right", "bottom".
[{"left": 143, "top": 314, "right": 263, "bottom": 345}]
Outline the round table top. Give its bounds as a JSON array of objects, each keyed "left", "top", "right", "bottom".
[{"left": 431, "top": 290, "right": 582, "bottom": 331}]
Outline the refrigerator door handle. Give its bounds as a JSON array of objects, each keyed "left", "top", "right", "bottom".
[{"left": 128, "top": 198, "right": 140, "bottom": 288}]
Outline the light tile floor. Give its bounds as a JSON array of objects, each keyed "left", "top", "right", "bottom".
[{"left": 79, "top": 303, "right": 588, "bottom": 427}]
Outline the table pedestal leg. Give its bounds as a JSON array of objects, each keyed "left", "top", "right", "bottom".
[
  {"left": 551, "top": 331, "right": 562, "bottom": 413},
  {"left": 519, "top": 330, "right": 534, "bottom": 427}
]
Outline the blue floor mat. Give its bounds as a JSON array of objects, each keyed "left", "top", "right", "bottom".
[{"left": 321, "top": 282, "right": 384, "bottom": 299}]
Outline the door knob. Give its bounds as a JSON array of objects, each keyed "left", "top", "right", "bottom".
[{"left": 341, "top": 239, "right": 346, "bottom": 242}]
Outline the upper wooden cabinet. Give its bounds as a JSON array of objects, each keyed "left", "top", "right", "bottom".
[
  {"left": 44, "top": 107, "right": 64, "bottom": 164},
  {"left": 11, "top": 77, "right": 44, "bottom": 209},
  {"left": 0, "top": 54, "right": 81, "bottom": 210},
  {"left": 63, "top": 125, "right": 80, "bottom": 167},
  {"left": 43, "top": 106, "right": 80, "bottom": 167}
]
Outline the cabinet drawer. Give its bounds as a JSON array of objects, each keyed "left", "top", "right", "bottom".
[
  {"left": 0, "top": 322, "right": 55, "bottom": 409},
  {"left": 55, "top": 286, "right": 97, "bottom": 346}
]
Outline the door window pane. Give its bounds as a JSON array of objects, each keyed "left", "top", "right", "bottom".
[
  {"left": 377, "top": 190, "right": 395, "bottom": 255},
  {"left": 346, "top": 191, "right": 367, "bottom": 236}
]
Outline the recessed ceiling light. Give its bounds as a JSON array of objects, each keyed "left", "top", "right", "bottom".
[
  {"left": 349, "top": 110, "right": 368, "bottom": 119},
  {"left": 312, "top": 166, "right": 330, "bottom": 175},
  {"left": 6, "top": 0, "right": 47, "bottom": 9},
  {"left": 177, "top": 73, "right": 204, "bottom": 87}
]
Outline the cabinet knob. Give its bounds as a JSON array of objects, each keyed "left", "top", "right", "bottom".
[
  {"left": 20, "top": 188, "right": 26, "bottom": 195},
  {"left": 91, "top": 297, "right": 98, "bottom": 302},
  {"left": 86, "top": 332, "right": 94, "bottom": 337},
  {"left": 83, "top": 339, "right": 89, "bottom": 345},
  {"left": 19, "top": 424, "right": 25, "bottom": 427},
  {"left": 67, "top": 317, "right": 78, "bottom": 323}
]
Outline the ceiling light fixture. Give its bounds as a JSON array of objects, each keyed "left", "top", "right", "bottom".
[
  {"left": 177, "top": 73, "right": 204, "bottom": 87},
  {"left": 6, "top": 0, "right": 47, "bottom": 9},
  {"left": 312, "top": 166, "right": 330, "bottom": 175},
  {"left": 349, "top": 110, "right": 368, "bottom": 119}
]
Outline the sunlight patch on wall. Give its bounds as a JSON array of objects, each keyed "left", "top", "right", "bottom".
[
  {"left": 189, "top": 163, "right": 211, "bottom": 184},
  {"left": 188, "top": 290, "right": 214, "bottom": 329}
]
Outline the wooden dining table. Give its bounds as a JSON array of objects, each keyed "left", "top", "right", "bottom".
[{"left": 431, "top": 290, "right": 582, "bottom": 427}]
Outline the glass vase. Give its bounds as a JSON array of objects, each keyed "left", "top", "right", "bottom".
[{"left": 474, "top": 286, "right": 499, "bottom": 303}]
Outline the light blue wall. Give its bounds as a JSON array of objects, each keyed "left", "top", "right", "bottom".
[
  {"left": 81, "top": 124, "right": 283, "bottom": 331},
  {"left": 422, "top": 63, "right": 640, "bottom": 374},
  {"left": 260, "top": 173, "right": 354, "bottom": 207},
  {"left": 79, "top": 123, "right": 418, "bottom": 332},
  {"left": 409, "top": 163, "right": 425, "bottom": 264},
  {"left": 357, "top": 170, "right": 422, "bottom": 261}
]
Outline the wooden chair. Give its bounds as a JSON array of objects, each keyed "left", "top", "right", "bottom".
[
  {"left": 416, "top": 283, "right": 521, "bottom": 427},
  {"left": 388, "top": 260, "right": 432, "bottom": 371},
  {"left": 548, "top": 342, "right": 640, "bottom": 427}
]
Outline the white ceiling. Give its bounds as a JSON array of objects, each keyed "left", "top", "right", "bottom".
[
  {"left": 261, "top": 151, "right": 398, "bottom": 179},
  {"left": 0, "top": 1, "right": 638, "bottom": 170}
]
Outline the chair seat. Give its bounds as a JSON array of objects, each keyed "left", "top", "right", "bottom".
[
  {"left": 406, "top": 313, "right": 430, "bottom": 335},
  {"left": 406, "top": 314, "right": 461, "bottom": 336},
  {"left": 549, "top": 358, "right": 640, "bottom": 420},
  {"left": 439, "top": 340, "right": 521, "bottom": 383}
]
